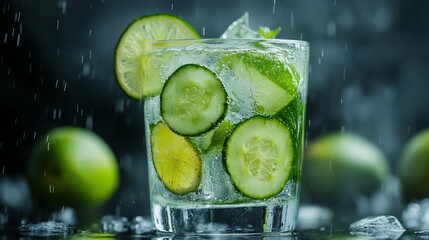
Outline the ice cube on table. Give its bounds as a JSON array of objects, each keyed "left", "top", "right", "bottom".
[
  {"left": 349, "top": 215, "right": 405, "bottom": 239},
  {"left": 296, "top": 205, "right": 333, "bottom": 230},
  {"left": 100, "top": 215, "right": 129, "bottom": 233},
  {"left": 17, "top": 221, "right": 76, "bottom": 237},
  {"left": 402, "top": 198, "right": 429, "bottom": 230},
  {"left": 129, "top": 216, "right": 155, "bottom": 234}
]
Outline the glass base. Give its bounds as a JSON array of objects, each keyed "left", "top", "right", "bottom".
[{"left": 152, "top": 200, "right": 298, "bottom": 235}]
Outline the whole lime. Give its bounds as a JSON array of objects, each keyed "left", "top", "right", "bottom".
[
  {"left": 302, "top": 132, "right": 389, "bottom": 205},
  {"left": 399, "top": 129, "right": 429, "bottom": 203},
  {"left": 27, "top": 127, "right": 119, "bottom": 208}
]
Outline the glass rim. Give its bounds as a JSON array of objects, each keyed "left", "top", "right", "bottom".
[{"left": 151, "top": 38, "right": 309, "bottom": 46}]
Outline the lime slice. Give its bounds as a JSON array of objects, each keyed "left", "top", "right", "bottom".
[
  {"left": 223, "top": 52, "right": 298, "bottom": 116},
  {"left": 150, "top": 122, "right": 202, "bottom": 195},
  {"left": 115, "top": 14, "right": 200, "bottom": 100}
]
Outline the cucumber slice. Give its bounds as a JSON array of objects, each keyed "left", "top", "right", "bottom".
[
  {"left": 150, "top": 122, "right": 202, "bottom": 195},
  {"left": 224, "top": 116, "right": 293, "bottom": 199},
  {"left": 161, "top": 64, "right": 227, "bottom": 136},
  {"left": 115, "top": 14, "right": 200, "bottom": 100}
]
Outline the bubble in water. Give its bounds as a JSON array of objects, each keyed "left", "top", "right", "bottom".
[
  {"left": 349, "top": 215, "right": 405, "bottom": 239},
  {"left": 18, "top": 221, "right": 77, "bottom": 237}
]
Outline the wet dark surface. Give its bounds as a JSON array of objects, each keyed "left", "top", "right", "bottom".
[{"left": 0, "top": 228, "right": 427, "bottom": 240}]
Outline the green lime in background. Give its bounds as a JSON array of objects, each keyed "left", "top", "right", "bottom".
[
  {"left": 302, "top": 132, "right": 389, "bottom": 205},
  {"left": 399, "top": 129, "right": 429, "bottom": 203},
  {"left": 27, "top": 127, "right": 119, "bottom": 208}
]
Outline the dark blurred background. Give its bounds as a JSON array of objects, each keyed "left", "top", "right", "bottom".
[{"left": 1, "top": 0, "right": 429, "bottom": 221}]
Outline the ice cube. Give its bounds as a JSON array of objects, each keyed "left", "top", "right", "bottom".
[
  {"left": 129, "top": 216, "right": 154, "bottom": 234},
  {"left": 415, "top": 229, "right": 429, "bottom": 239},
  {"left": 52, "top": 207, "right": 76, "bottom": 225},
  {"left": 17, "top": 221, "right": 77, "bottom": 237},
  {"left": 349, "top": 215, "right": 405, "bottom": 239},
  {"left": 100, "top": 215, "right": 129, "bottom": 233},
  {"left": 296, "top": 205, "right": 333, "bottom": 230},
  {"left": 220, "top": 12, "right": 262, "bottom": 39},
  {"left": 402, "top": 198, "right": 429, "bottom": 230}
]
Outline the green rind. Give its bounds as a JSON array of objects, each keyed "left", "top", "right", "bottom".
[
  {"left": 160, "top": 64, "right": 227, "bottom": 136},
  {"left": 224, "top": 116, "right": 293, "bottom": 199},
  {"left": 114, "top": 14, "right": 200, "bottom": 100},
  {"left": 274, "top": 97, "right": 305, "bottom": 182}
]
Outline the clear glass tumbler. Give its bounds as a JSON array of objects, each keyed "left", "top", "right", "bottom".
[{"left": 143, "top": 39, "right": 309, "bottom": 235}]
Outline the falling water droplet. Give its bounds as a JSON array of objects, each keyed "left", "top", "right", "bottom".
[
  {"left": 345, "top": 42, "right": 348, "bottom": 52},
  {"left": 16, "top": 34, "right": 20, "bottom": 46},
  {"left": 202, "top": 27, "right": 205, "bottom": 36},
  {"left": 115, "top": 99, "right": 125, "bottom": 113},
  {"left": 33, "top": 132, "right": 37, "bottom": 139},
  {"left": 83, "top": 63, "right": 90, "bottom": 76},
  {"left": 86, "top": 116, "right": 93, "bottom": 130},
  {"left": 272, "top": 0, "right": 276, "bottom": 15},
  {"left": 171, "top": 3, "right": 174, "bottom": 11},
  {"left": 56, "top": 20, "right": 60, "bottom": 30},
  {"left": 63, "top": 82, "right": 67, "bottom": 92},
  {"left": 3, "top": 33, "right": 8, "bottom": 43},
  {"left": 327, "top": 21, "right": 336, "bottom": 36},
  {"left": 343, "top": 67, "right": 346, "bottom": 80},
  {"left": 291, "top": 12, "right": 294, "bottom": 29},
  {"left": 88, "top": 29, "right": 92, "bottom": 36}
]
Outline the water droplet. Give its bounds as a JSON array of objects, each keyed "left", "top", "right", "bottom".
[
  {"left": 16, "top": 34, "right": 20, "bottom": 46},
  {"left": 33, "top": 132, "right": 37, "bottom": 139},
  {"left": 3, "top": 33, "right": 8, "bottom": 43},
  {"left": 290, "top": 12, "right": 294, "bottom": 29},
  {"left": 115, "top": 99, "right": 125, "bottom": 113},
  {"left": 82, "top": 63, "right": 90, "bottom": 76},
  {"left": 327, "top": 21, "right": 336, "bottom": 36},
  {"left": 88, "top": 29, "right": 92, "bottom": 36},
  {"left": 272, "top": 0, "right": 276, "bottom": 15},
  {"left": 202, "top": 27, "right": 205, "bottom": 36},
  {"left": 56, "top": 20, "right": 60, "bottom": 30},
  {"left": 343, "top": 67, "right": 346, "bottom": 80},
  {"left": 86, "top": 116, "right": 93, "bottom": 130}
]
